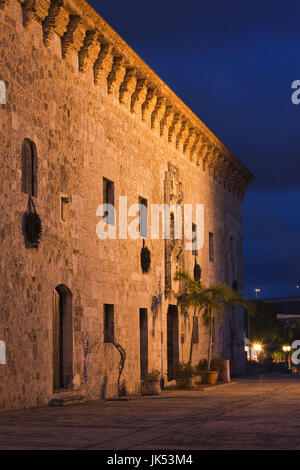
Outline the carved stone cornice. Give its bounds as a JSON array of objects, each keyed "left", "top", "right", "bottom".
[
  {"left": 189, "top": 132, "right": 200, "bottom": 162},
  {"left": 17, "top": 0, "right": 254, "bottom": 198},
  {"left": 22, "top": 0, "right": 50, "bottom": 27},
  {"left": 78, "top": 30, "right": 100, "bottom": 72},
  {"left": 107, "top": 55, "right": 126, "bottom": 97},
  {"left": 42, "top": 0, "right": 69, "bottom": 46},
  {"left": 131, "top": 78, "right": 147, "bottom": 117},
  {"left": 93, "top": 42, "right": 113, "bottom": 87},
  {"left": 168, "top": 112, "right": 181, "bottom": 144},
  {"left": 151, "top": 96, "right": 165, "bottom": 132},
  {"left": 119, "top": 67, "right": 137, "bottom": 108},
  {"left": 62, "top": 15, "right": 85, "bottom": 58},
  {"left": 183, "top": 127, "right": 195, "bottom": 155},
  {"left": 141, "top": 88, "right": 156, "bottom": 125},
  {"left": 160, "top": 105, "right": 173, "bottom": 138},
  {"left": 176, "top": 119, "right": 189, "bottom": 152}
]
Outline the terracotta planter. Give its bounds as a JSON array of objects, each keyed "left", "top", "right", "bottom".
[
  {"left": 176, "top": 376, "right": 197, "bottom": 389},
  {"left": 141, "top": 380, "right": 161, "bottom": 395},
  {"left": 198, "top": 370, "right": 218, "bottom": 384}
]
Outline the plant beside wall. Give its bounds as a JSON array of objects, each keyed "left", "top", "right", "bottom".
[
  {"left": 196, "top": 359, "right": 220, "bottom": 385},
  {"left": 174, "top": 362, "right": 198, "bottom": 389},
  {"left": 175, "top": 271, "right": 253, "bottom": 383},
  {"left": 141, "top": 370, "right": 161, "bottom": 395}
]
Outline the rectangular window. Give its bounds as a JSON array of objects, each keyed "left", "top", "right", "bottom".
[
  {"left": 103, "top": 177, "right": 115, "bottom": 225},
  {"left": 192, "top": 223, "right": 198, "bottom": 256},
  {"left": 139, "top": 308, "right": 148, "bottom": 379},
  {"left": 60, "top": 195, "right": 69, "bottom": 222},
  {"left": 209, "top": 232, "right": 214, "bottom": 262},
  {"left": 139, "top": 197, "right": 148, "bottom": 238},
  {"left": 192, "top": 316, "right": 199, "bottom": 344},
  {"left": 104, "top": 304, "right": 114, "bottom": 343}
]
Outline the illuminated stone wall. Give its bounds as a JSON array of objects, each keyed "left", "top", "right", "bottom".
[{"left": 0, "top": 0, "right": 253, "bottom": 410}]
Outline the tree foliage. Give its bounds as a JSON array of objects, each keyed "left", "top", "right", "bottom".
[{"left": 175, "top": 271, "right": 254, "bottom": 370}]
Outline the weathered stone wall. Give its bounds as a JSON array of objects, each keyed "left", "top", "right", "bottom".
[{"left": 0, "top": 0, "right": 252, "bottom": 410}]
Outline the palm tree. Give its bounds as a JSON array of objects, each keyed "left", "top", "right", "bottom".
[{"left": 175, "top": 271, "right": 253, "bottom": 370}]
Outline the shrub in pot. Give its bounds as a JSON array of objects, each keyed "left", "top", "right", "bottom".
[
  {"left": 141, "top": 370, "right": 161, "bottom": 395},
  {"left": 174, "top": 362, "right": 198, "bottom": 389},
  {"left": 196, "top": 359, "right": 219, "bottom": 385}
]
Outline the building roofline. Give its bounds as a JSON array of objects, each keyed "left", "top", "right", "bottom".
[{"left": 15, "top": 0, "right": 254, "bottom": 197}]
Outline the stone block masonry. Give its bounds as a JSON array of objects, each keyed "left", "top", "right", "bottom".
[{"left": 0, "top": 0, "right": 253, "bottom": 410}]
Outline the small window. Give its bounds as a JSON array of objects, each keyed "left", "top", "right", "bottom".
[
  {"left": 192, "top": 223, "right": 198, "bottom": 256},
  {"left": 103, "top": 177, "right": 115, "bottom": 225},
  {"left": 60, "top": 195, "right": 70, "bottom": 222},
  {"left": 139, "top": 197, "right": 148, "bottom": 238},
  {"left": 192, "top": 316, "right": 199, "bottom": 344},
  {"left": 104, "top": 304, "right": 114, "bottom": 343},
  {"left": 22, "top": 139, "right": 37, "bottom": 197},
  {"left": 209, "top": 232, "right": 214, "bottom": 262}
]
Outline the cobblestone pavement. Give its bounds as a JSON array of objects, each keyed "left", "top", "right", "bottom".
[{"left": 1, "top": 374, "right": 300, "bottom": 450}]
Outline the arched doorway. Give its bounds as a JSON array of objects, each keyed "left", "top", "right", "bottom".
[{"left": 53, "top": 285, "right": 73, "bottom": 390}]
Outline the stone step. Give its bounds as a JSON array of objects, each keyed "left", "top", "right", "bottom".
[{"left": 48, "top": 395, "right": 85, "bottom": 407}]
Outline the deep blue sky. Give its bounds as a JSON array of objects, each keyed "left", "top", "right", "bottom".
[{"left": 90, "top": 0, "right": 300, "bottom": 299}]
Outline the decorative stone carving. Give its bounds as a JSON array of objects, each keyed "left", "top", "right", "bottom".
[
  {"left": 168, "top": 112, "right": 181, "bottom": 144},
  {"left": 164, "top": 163, "right": 184, "bottom": 298},
  {"left": 42, "top": 0, "right": 69, "bottom": 47},
  {"left": 78, "top": 30, "right": 100, "bottom": 73},
  {"left": 119, "top": 68, "right": 137, "bottom": 108},
  {"left": 22, "top": 0, "right": 51, "bottom": 27},
  {"left": 151, "top": 96, "right": 166, "bottom": 132},
  {"left": 160, "top": 105, "right": 173, "bottom": 138},
  {"left": 183, "top": 127, "right": 196, "bottom": 155},
  {"left": 131, "top": 78, "right": 148, "bottom": 116},
  {"left": 107, "top": 55, "right": 126, "bottom": 97},
  {"left": 62, "top": 15, "right": 86, "bottom": 59},
  {"left": 176, "top": 119, "right": 189, "bottom": 152},
  {"left": 141, "top": 88, "right": 157, "bottom": 125},
  {"left": 94, "top": 42, "right": 113, "bottom": 87},
  {"left": 190, "top": 132, "right": 200, "bottom": 162}
]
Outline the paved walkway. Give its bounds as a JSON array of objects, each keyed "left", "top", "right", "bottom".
[{"left": 1, "top": 374, "right": 300, "bottom": 449}]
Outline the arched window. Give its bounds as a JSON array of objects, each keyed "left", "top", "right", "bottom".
[{"left": 22, "top": 139, "right": 37, "bottom": 197}]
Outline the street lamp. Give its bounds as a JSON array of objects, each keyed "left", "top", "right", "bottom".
[
  {"left": 282, "top": 345, "right": 291, "bottom": 370},
  {"left": 254, "top": 288, "right": 261, "bottom": 299},
  {"left": 252, "top": 343, "right": 263, "bottom": 362},
  {"left": 253, "top": 343, "right": 262, "bottom": 352}
]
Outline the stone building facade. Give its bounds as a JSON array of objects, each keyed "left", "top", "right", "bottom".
[{"left": 0, "top": 0, "right": 253, "bottom": 410}]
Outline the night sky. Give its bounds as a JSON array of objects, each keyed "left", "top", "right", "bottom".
[{"left": 89, "top": 0, "right": 300, "bottom": 300}]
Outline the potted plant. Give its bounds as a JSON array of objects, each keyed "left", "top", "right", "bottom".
[
  {"left": 175, "top": 271, "right": 253, "bottom": 383},
  {"left": 174, "top": 362, "right": 197, "bottom": 389},
  {"left": 141, "top": 370, "right": 161, "bottom": 395},
  {"left": 196, "top": 358, "right": 220, "bottom": 385}
]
